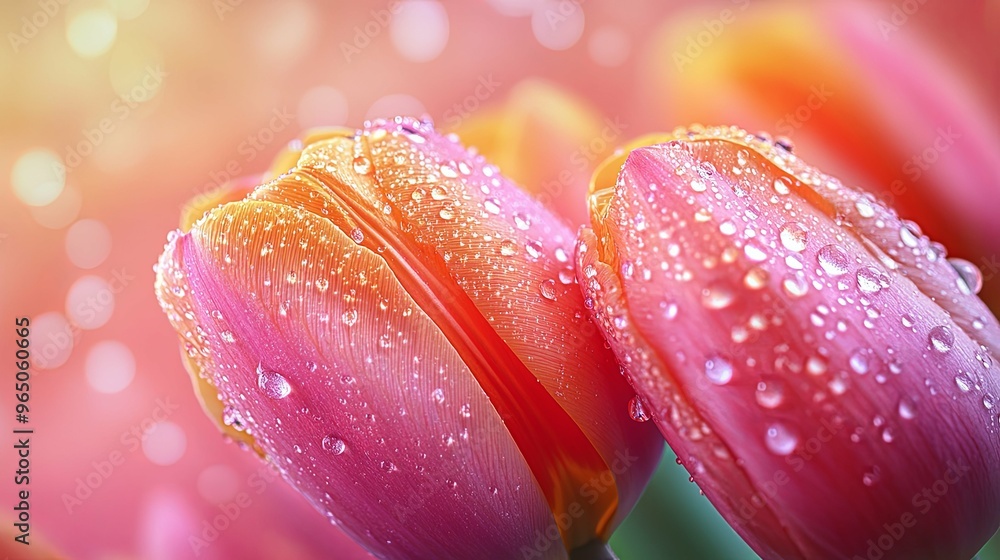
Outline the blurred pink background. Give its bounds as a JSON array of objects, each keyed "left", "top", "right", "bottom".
[{"left": 1, "top": 0, "right": 998, "bottom": 558}]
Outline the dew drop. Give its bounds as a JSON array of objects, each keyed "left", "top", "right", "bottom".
[
  {"left": 222, "top": 405, "right": 246, "bottom": 430},
  {"left": 779, "top": 222, "right": 808, "bottom": 252},
  {"left": 817, "top": 244, "right": 850, "bottom": 276},
  {"left": 628, "top": 396, "right": 650, "bottom": 422},
  {"left": 897, "top": 397, "right": 917, "bottom": 420},
  {"left": 500, "top": 239, "right": 517, "bottom": 256},
  {"left": 955, "top": 374, "right": 972, "bottom": 393},
  {"left": 539, "top": 279, "right": 557, "bottom": 300},
  {"left": 743, "top": 267, "right": 769, "bottom": 290},
  {"left": 439, "top": 208, "right": 454, "bottom": 220},
  {"left": 983, "top": 394, "right": 995, "bottom": 410},
  {"left": 260, "top": 242, "right": 273, "bottom": 256},
  {"left": 341, "top": 309, "right": 358, "bottom": 327},
  {"left": 431, "top": 186, "right": 448, "bottom": 200},
  {"left": 352, "top": 156, "right": 372, "bottom": 175},
  {"left": 431, "top": 387, "right": 445, "bottom": 404},
  {"left": 350, "top": 228, "right": 365, "bottom": 243},
  {"left": 755, "top": 379, "right": 785, "bottom": 409},
  {"left": 513, "top": 212, "right": 531, "bottom": 230},
  {"left": 701, "top": 282, "right": 735, "bottom": 309},
  {"left": 322, "top": 435, "right": 346, "bottom": 455},
  {"left": 525, "top": 240, "right": 543, "bottom": 259},
  {"left": 949, "top": 258, "right": 983, "bottom": 295},
  {"left": 928, "top": 325, "right": 954, "bottom": 353},
  {"left": 315, "top": 278, "right": 329, "bottom": 293},
  {"left": 704, "top": 354, "right": 734, "bottom": 385},
  {"left": 743, "top": 241, "right": 768, "bottom": 262},
  {"left": 257, "top": 365, "right": 291, "bottom": 399},
  {"left": 220, "top": 331, "right": 236, "bottom": 343},
  {"left": 773, "top": 176, "right": 792, "bottom": 195},
  {"left": 849, "top": 348, "right": 872, "bottom": 375},
  {"left": 857, "top": 266, "right": 889, "bottom": 295},
  {"left": 781, "top": 274, "right": 809, "bottom": 298},
  {"left": 764, "top": 423, "right": 798, "bottom": 455}
]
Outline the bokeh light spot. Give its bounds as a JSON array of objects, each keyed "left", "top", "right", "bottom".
[
  {"left": 66, "top": 275, "right": 115, "bottom": 330},
  {"left": 531, "top": 0, "right": 584, "bottom": 51},
  {"left": 66, "top": 219, "right": 112, "bottom": 269},
  {"left": 31, "top": 186, "right": 82, "bottom": 229},
  {"left": 142, "top": 422, "right": 187, "bottom": 466},
  {"left": 11, "top": 149, "right": 65, "bottom": 207},
  {"left": 85, "top": 340, "right": 136, "bottom": 393},
  {"left": 29, "top": 312, "right": 74, "bottom": 370},
  {"left": 108, "top": 0, "right": 150, "bottom": 20},
  {"left": 66, "top": 8, "right": 118, "bottom": 58},
  {"left": 391, "top": 1, "right": 450, "bottom": 63}
]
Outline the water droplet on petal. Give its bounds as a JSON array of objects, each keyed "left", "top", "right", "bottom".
[
  {"left": 628, "top": 396, "right": 650, "bottom": 422},
  {"left": 949, "top": 258, "right": 983, "bottom": 295},
  {"left": 755, "top": 378, "right": 785, "bottom": 409},
  {"left": 701, "top": 282, "right": 734, "bottom": 309},
  {"left": 857, "top": 266, "right": 889, "bottom": 295},
  {"left": 431, "top": 388, "right": 445, "bottom": 404},
  {"left": 849, "top": 348, "right": 872, "bottom": 374},
  {"left": 704, "top": 354, "right": 734, "bottom": 385},
  {"left": 322, "top": 435, "right": 347, "bottom": 455},
  {"left": 779, "top": 222, "right": 808, "bottom": 252},
  {"left": 352, "top": 156, "right": 372, "bottom": 174},
  {"left": 817, "top": 244, "right": 850, "bottom": 276},
  {"left": 773, "top": 176, "right": 792, "bottom": 195},
  {"left": 782, "top": 274, "right": 809, "bottom": 298},
  {"left": 764, "top": 423, "right": 798, "bottom": 455},
  {"left": 897, "top": 397, "right": 917, "bottom": 420},
  {"left": 539, "top": 279, "right": 557, "bottom": 300},
  {"left": 341, "top": 309, "right": 358, "bottom": 327},
  {"left": 350, "top": 228, "right": 365, "bottom": 243},
  {"left": 257, "top": 365, "right": 291, "bottom": 399},
  {"left": 928, "top": 325, "right": 954, "bottom": 353}
]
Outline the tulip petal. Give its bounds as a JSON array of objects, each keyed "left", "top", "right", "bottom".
[
  {"left": 156, "top": 184, "right": 559, "bottom": 559},
  {"left": 156, "top": 119, "right": 662, "bottom": 558},
  {"left": 579, "top": 126, "right": 1000, "bottom": 559}
]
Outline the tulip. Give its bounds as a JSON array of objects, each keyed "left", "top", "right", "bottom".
[
  {"left": 154, "top": 118, "right": 662, "bottom": 560},
  {"left": 644, "top": 2, "right": 1000, "bottom": 312},
  {"left": 577, "top": 125, "right": 1000, "bottom": 559}
]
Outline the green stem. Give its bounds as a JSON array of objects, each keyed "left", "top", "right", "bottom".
[{"left": 569, "top": 540, "right": 619, "bottom": 560}]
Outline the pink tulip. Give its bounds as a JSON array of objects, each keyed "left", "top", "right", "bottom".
[
  {"left": 577, "top": 125, "right": 1000, "bottom": 559},
  {"left": 154, "top": 118, "right": 662, "bottom": 559}
]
